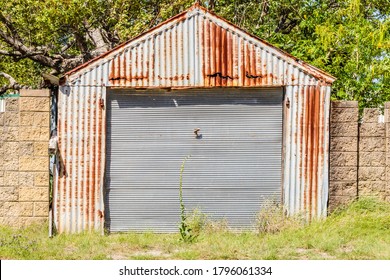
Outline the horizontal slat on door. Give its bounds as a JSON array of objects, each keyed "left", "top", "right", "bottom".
[{"left": 106, "top": 88, "right": 283, "bottom": 232}]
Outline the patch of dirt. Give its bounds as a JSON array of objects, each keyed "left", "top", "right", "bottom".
[
  {"left": 295, "top": 248, "right": 335, "bottom": 260},
  {"left": 340, "top": 246, "right": 354, "bottom": 253},
  {"left": 109, "top": 254, "right": 127, "bottom": 260},
  {"left": 64, "top": 245, "right": 77, "bottom": 254},
  {"left": 131, "top": 249, "right": 172, "bottom": 258}
]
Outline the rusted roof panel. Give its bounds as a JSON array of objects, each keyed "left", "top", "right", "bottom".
[{"left": 65, "top": 3, "right": 335, "bottom": 86}]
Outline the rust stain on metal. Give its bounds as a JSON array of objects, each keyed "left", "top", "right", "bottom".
[
  {"left": 67, "top": 103, "right": 73, "bottom": 231},
  {"left": 145, "top": 49, "right": 150, "bottom": 87},
  {"left": 157, "top": 74, "right": 188, "bottom": 81},
  {"left": 75, "top": 95, "right": 80, "bottom": 232},
  {"left": 239, "top": 37, "right": 245, "bottom": 86},
  {"left": 217, "top": 25, "right": 223, "bottom": 86},
  {"left": 151, "top": 43, "right": 155, "bottom": 85},
  {"left": 207, "top": 72, "right": 234, "bottom": 79},
  {"left": 250, "top": 43, "right": 255, "bottom": 86},
  {"left": 79, "top": 91, "right": 85, "bottom": 232},
  {"left": 299, "top": 87, "right": 305, "bottom": 214},
  {"left": 100, "top": 87, "right": 107, "bottom": 228},
  {"left": 200, "top": 16, "right": 205, "bottom": 86},
  {"left": 245, "top": 72, "right": 262, "bottom": 79},
  {"left": 108, "top": 59, "right": 115, "bottom": 81},
  {"left": 128, "top": 50, "right": 133, "bottom": 86},
  {"left": 317, "top": 86, "right": 326, "bottom": 216},
  {"left": 226, "top": 30, "right": 232, "bottom": 86},
  {"left": 222, "top": 27, "right": 228, "bottom": 87},
  {"left": 133, "top": 46, "right": 138, "bottom": 86},
  {"left": 303, "top": 87, "right": 309, "bottom": 214},
  {"left": 96, "top": 89, "right": 103, "bottom": 228},
  {"left": 85, "top": 90, "right": 91, "bottom": 230},
  {"left": 232, "top": 34, "right": 239, "bottom": 87},
  {"left": 307, "top": 85, "right": 322, "bottom": 220},
  {"left": 90, "top": 93, "right": 97, "bottom": 229},
  {"left": 204, "top": 19, "right": 209, "bottom": 87},
  {"left": 309, "top": 86, "right": 313, "bottom": 216},
  {"left": 122, "top": 52, "right": 127, "bottom": 84},
  {"left": 313, "top": 86, "right": 322, "bottom": 216},
  {"left": 115, "top": 56, "right": 120, "bottom": 84},
  {"left": 243, "top": 40, "right": 248, "bottom": 86}
]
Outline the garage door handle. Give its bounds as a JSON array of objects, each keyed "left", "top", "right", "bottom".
[{"left": 194, "top": 128, "right": 202, "bottom": 139}]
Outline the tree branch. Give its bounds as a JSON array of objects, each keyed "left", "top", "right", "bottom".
[
  {"left": 274, "top": 7, "right": 299, "bottom": 34},
  {"left": 0, "top": 71, "right": 21, "bottom": 94},
  {"left": 0, "top": 13, "right": 23, "bottom": 42},
  {"left": 87, "top": 27, "right": 109, "bottom": 53},
  {"left": 0, "top": 48, "right": 53, "bottom": 60},
  {"left": 0, "top": 12, "right": 64, "bottom": 70},
  {"left": 0, "top": 49, "right": 21, "bottom": 56},
  {"left": 0, "top": 10, "right": 118, "bottom": 75}
]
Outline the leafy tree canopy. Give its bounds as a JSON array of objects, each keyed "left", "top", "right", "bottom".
[{"left": 0, "top": 0, "right": 389, "bottom": 107}]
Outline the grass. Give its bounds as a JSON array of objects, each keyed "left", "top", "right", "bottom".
[{"left": 1, "top": 198, "right": 390, "bottom": 260}]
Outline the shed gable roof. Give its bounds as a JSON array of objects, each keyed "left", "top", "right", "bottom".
[{"left": 65, "top": 3, "right": 335, "bottom": 86}]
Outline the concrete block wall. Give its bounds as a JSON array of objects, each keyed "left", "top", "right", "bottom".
[
  {"left": 329, "top": 101, "right": 359, "bottom": 211},
  {"left": 329, "top": 101, "right": 390, "bottom": 211},
  {"left": 0, "top": 90, "right": 50, "bottom": 227},
  {"left": 359, "top": 108, "right": 388, "bottom": 199}
]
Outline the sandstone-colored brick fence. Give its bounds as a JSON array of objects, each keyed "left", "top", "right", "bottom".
[
  {"left": 329, "top": 101, "right": 390, "bottom": 211},
  {"left": 0, "top": 90, "right": 50, "bottom": 227}
]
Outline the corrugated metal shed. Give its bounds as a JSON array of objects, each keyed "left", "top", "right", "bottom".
[{"left": 54, "top": 3, "right": 335, "bottom": 233}]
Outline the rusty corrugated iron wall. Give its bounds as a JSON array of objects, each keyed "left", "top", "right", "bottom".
[
  {"left": 54, "top": 80, "right": 106, "bottom": 233},
  {"left": 54, "top": 4, "right": 334, "bottom": 233},
  {"left": 283, "top": 84, "right": 331, "bottom": 220}
]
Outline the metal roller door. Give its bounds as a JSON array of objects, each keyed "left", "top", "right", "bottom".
[{"left": 106, "top": 88, "right": 283, "bottom": 232}]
